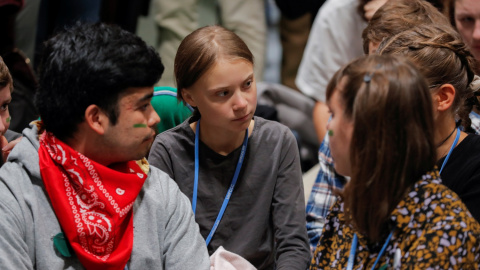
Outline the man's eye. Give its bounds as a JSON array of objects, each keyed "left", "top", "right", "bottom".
[{"left": 459, "top": 16, "right": 475, "bottom": 23}]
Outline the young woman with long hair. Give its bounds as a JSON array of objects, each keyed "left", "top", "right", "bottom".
[
  {"left": 377, "top": 24, "right": 480, "bottom": 221},
  {"left": 148, "top": 25, "right": 310, "bottom": 269},
  {"left": 310, "top": 54, "right": 480, "bottom": 269}
]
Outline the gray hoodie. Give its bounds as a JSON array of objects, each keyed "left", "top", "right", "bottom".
[{"left": 0, "top": 124, "right": 210, "bottom": 269}]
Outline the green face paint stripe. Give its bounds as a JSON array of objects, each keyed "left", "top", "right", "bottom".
[
  {"left": 133, "top": 124, "right": 147, "bottom": 128},
  {"left": 328, "top": 130, "right": 334, "bottom": 136},
  {"left": 6, "top": 117, "right": 10, "bottom": 123}
]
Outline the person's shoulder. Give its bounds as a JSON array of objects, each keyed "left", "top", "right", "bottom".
[
  {"left": 417, "top": 175, "right": 462, "bottom": 206},
  {"left": 312, "top": 0, "right": 366, "bottom": 40},
  {"left": 448, "top": 133, "right": 480, "bottom": 167},
  {"left": 144, "top": 165, "right": 182, "bottom": 195},
  {"left": 319, "top": 0, "right": 358, "bottom": 11},
  {"left": 415, "top": 177, "right": 478, "bottom": 229},
  {"left": 253, "top": 116, "right": 294, "bottom": 139},
  {"left": 314, "top": 0, "right": 366, "bottom": 32},
  {"left": 155, "top": 118, "right": 192, "bottom": 142},
  {"left": 148, "top": 165, "right": 172, "bottom": 180},
  {"left": 414, "top": 179, "right": 480, "bottom": 265},
  {"left": 140, "top": 165, "right": 192, "bottom": 218},
  {"left": 462, "top": 133, "right": 480, "bottom": 149},
  {"left": 318, "top": 0, "right": 359, "bottom": 17},
  {"left": 395, "top": 176, "right": 480, "bottom": 258},
  {"left": 146, "top": 165, "right": 174, "bottom": 184},
  {"left": 254, "top": 116, "right": 289, "bottom": 131}
]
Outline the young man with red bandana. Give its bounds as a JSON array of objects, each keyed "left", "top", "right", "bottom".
[{"left": 0, "top": 23, "right": 210, "bottom": 269}]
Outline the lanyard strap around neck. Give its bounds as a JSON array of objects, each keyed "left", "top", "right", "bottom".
[
  {"left": 439, "top": 127, "right": 461, "bottom": 174},
  {"left": 347, "top": 230, "right": 394, "bottom": 270},
  {"left": 193, "top": 119, "right": 249, "bottom": 246}
]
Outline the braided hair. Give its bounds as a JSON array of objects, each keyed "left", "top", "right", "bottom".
[{"left": 378, "top": 24, "right": 478, "bottom": 132}]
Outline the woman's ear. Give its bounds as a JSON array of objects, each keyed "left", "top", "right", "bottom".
[
  {"left": 84, "top": 104, "right": 109, "bottom": 135},
  {"left": 182, "top": 88, "right": 197, "bottom": 107},
  {"left": 433, "top": 84, "right": 456, "bottom": 112}
]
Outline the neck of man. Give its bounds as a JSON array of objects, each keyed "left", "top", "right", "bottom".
[
  {"left": 434, "top": 113, "right": 467, "bottom": 161},
  {"left": 64, "top": 127, "right": 115, "bottom": 167},
  {"left": 192, "top": 119, "right": 254, "bottom": 156}
]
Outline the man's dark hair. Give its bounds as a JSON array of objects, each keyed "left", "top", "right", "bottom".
[{"left": 35, "top": 23, "right": 164, "bottom": 140}]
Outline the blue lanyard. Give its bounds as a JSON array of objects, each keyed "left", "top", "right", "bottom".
[
  {"left": 439, "top": 127, "right": 460, "bottom": 174},
  {"left": 347, "top": 230, "right": 394, "bottom": 270},
  {"left": 193, "top": 119, "right": 249, "bottom": 246}
]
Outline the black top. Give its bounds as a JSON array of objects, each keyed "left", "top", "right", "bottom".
[
  {"left": 437, "top": 134, "right": 480, "bottom": 222},
  {"left": 148, "top": 117, "right": 310, "bottom": 270}
]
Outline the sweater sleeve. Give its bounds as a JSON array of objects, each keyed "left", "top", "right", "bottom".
[
  {"left": 158, "top": 169, "right": 210, "bottom": 270},
  {"left": 0, "top": 176, "right": 34, "bottom": 269},
  {"left": 272, "top": 128, "right": 311, "bottom": 270}
]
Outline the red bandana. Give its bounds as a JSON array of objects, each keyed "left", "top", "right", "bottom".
[{"left": 38, "top": 132, "right": 147, "bottom": 270}]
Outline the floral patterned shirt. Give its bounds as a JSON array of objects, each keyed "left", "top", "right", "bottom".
[{"left": 310, "top": 170, "right": 480, "bottom": 269}]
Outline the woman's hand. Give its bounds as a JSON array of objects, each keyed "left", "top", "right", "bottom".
[
  {"left": 1, "top": 136, "right": 21, "bottom": 162},
  {"left": 364, "top": 0, "right": 389, "bottom": 21}
]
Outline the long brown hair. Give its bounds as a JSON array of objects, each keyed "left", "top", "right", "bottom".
[
  {"left": 362, "top": 0, "right": 449, "bottom": 54},
  {"left": 328, "top": 55, "right": 437, "bottom": 242},
  {"left": 174, "top": 25, "right": 254, "bottom": 120},
  {"left": 377, "top": 24, "right": 477, "bottom": 132},
  {"left": 443, "top": 0, "right": 456, "bottom": 28}
]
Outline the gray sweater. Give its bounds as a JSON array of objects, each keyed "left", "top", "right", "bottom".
[{"left": 0, "top": 125, "right": 210, "bottom": 269}]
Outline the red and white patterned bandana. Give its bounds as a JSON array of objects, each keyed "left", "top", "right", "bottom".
[{"left": 38, "top": 132, "right": 147, "bottom": 269}]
